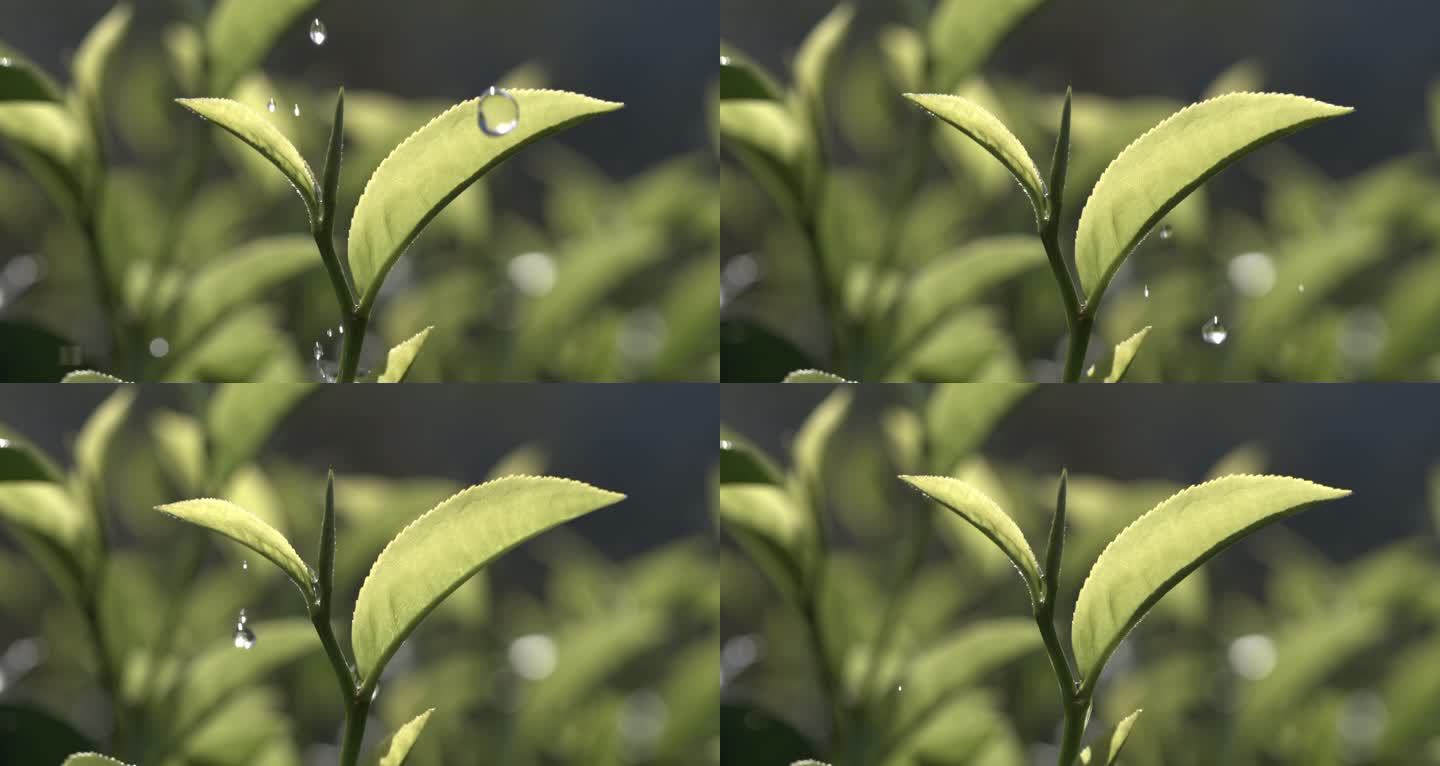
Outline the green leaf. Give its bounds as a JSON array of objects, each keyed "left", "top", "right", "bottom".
[
  {"left": 154, "top": 498, "right": 316, "bottom": 602},
  {"left": 176, "top": 98, "right": 320, "bottom": 223},
  {"left": 793, "top": 4, "right": 853, "bottom": 124},
  {"left": 205, "top": 384, "right": 312, "bottom": 488},
  {"left": 61, "top": 371, "right": 126, "bottom": 383},
  {"left": 1074, "top": 93, "right": 1352, "bottom": 304},
  {"left": 718, "top": 484, "right": 814, "bottom": 606},
  {"left": 792, "top": 388, "right": 851, "bottom": 507},
  {"left": 1101, "top": 326, "right": 1151, "bottom": 383},
  {"left": 782, "top": 369, "right": 852, "bottom": 383},
  {"left": 61, "top": 755, "right": 133, "bottom": 766},
  {"left": 927, "top": 0, "right": 1045, "bottom": 91},
  {"left": 924, "top": 384, "right": 1029, "bottom": 474},
  {"left": 1070, "top": 474, "right": 1350, "bottom": 689},
  {"left": 718, "top": 100, "right": 808, "bottom": 220},
  {"left": 350, "top": 476, "right": 624, "bottom": 685},
  {"left": 899, "top": 475, "right": 1042, "bottom": 605},
  {"left": 316, "top": 471, "right": 336, "bottom": 608},
  {"left": 71, "top": 4, "right": 133, "bottom": 132},
  {"left": 320, "top": 88, "right": 345, "bottom": 229},
  {"left": 0, "top": 437, "right": 63, "bottom": 483},
  {"left": 149, "top": 412, "right": 206, "bottom": 491},
  {"left": 173, "top": 236, "right": 318, "bottom": 348},
  {"left": 205, "top": 0, "right": 321, "bottom": 94},
  {"left": 719, "top": 432, "right": 784, "bottom": 485},
  {"left": 72, "top": 388, "right": 135, "bottom": 507},
  {"left": 904, "top": 92, "right": 1045, "bottom": 216},
  {"left": 0, "top": 50, "right": 63, "bottom": 102},
  {"left": 1078, "top": 709, "right": 1142, "bottom": 765},
  {"left": 347, "top": 89, "right": 622, "bottom": 308},
  {"left": 0, "top": 102, "right": 92, "bottom": 208},
  {"left": 377, "top": 326, "right": 433, "bottom": 383},
  {"left": 375, "top": 708, "right": 435, "bottom": 766},
  {"left": 719, "top": 51, "right": 783, "bottom": 101}
]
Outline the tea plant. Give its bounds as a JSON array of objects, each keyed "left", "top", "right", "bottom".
[
  {"left": 718, "top": 387, "right": 1395, "bottom": 766},
  {"left": 719, "top": 2, "right": 1440, "bottom": 382},
  {"left": 0, "top": 2, "right": 718, "bottom": 382},
  {"left": 0, "top": 388, "right": 718, "bottom": 765}
]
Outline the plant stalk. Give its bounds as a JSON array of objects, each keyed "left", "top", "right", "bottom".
[
  {"left": 311, "top": 216, "right": 365, "bottom": 383},
  {"left": 309, "top": 581, "right": 367, "bottom": 766},
  {"left": 339, "top": 688, "right": 372, "bottom": 766},
  {"left": 801, "top": 213, "right": 848, "bottom": 375}
]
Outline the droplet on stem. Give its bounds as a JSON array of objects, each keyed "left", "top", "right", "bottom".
[
  {"left": 477, "top": 86, "right": 520, "bottom": 137},
  {"left": 313, "top": 326, "right": 344, "bottom": 383},
  {"left": 309, "top": 18, "right": 328, "bottom": 46},
  {"left": 1201, "top": 315, "right": 1228, "bottom": 345}
]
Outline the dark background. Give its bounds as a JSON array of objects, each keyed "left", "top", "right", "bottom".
[
  {"left": 722, "top": 384, "right": 1440, "bottom": 560},
  {"left": 0, "top": 384, "right": 717, "bottom": 560},
  {"left": 722, "top": 0, "right": 1440, "bottom": 177},
  {"left": 0, "top": 0, "right": 714, "bottom": 179}
]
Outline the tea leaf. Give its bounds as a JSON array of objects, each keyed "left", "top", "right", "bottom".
[
  {"left": 177, "top": 98, "right": 320, "bottom": 223},
  {"left": 927, "top": 0, "right": 1045, "bottom": 91},
  {"left": 347, "top": 89, "right": 622, "bottom": 308},
  {"left": 1102, "top": 325, "right": 1151, "bottom": 383},
  {"left": 1074, "top": 93, "right": 1351, "bottom": 304},
  {"left": 1071, "top": 474, "right": 1350, "bottom": 689},
  {"left": 904, "top": 93, "right": 1045, "bottom": 216},
  {"left": 793, "top": 4, "right": 853, "bottom": 126},
  {"left": 206, "top": 0, "right": 321, "bottom": 94},
  {"left": 375, "top": 708, "right": 435, "bottom": 766},
  {"left": 718, "top": 484, "right": 814, "bottom": 605},
  {"left": 172, "top": 236, "right": 316, "bottom": 346},
  {"left": 1078, "top": 709, "right": 1142, "bottom": 765},
  {"left": 887, "top": 236, "right": 1045, "bottom": 356},
  {"left": 719, "top": 50, "right": 783, "bottom": 101},
  {"left": 61, "top": 371, "right": 127, "bottom": 383},
  {"left": 377, "top": 326, "right": 433, "bottom": 383},
  {"left": 71, "top": 4, "right": 133, "bottom": 132},
  {"left": 154, "top": 498, "right": 315, "bottom": 601},
  {"left": 782, "top": 369, "right": 852, "bottom": 383},
  {"left": 0, "top": 49, "right": 63, "bottom": 102},
  {"left": 73, "top": 388, "right": 135, "bottom": 508},
  {"left": 350, "top": 476, "right": 624, "bottom": 685},
  {"left": 205, "top": 384, "right": 312, "bottom": 488},
  {"left": 0, "top": 483, "right": 94, "bottom": 565},
  {"left": 718, "top": 100, "right": 808, "bottom": 220},
  {"left": 61, "top": 755, "right": 133, "bottom": 766},
  {"left": 792, "top": 388, "right": 851, "bottom": 506},
  {"left": 0, "top": 103, "right": 92, "bottom": 208},
  {"left": 899, "top": 475, "right": 1042, "bottom": 604},
  {"left": 924, "top": 384, "right": 1029, "bottom": 474},
  {"left": 719, "top": 433, "right": 784, "bottom": 486}
]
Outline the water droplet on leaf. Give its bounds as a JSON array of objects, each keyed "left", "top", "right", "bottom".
[
  {"left": 309, "top": 18, "right": 328, "bottom": 46},
  {"left": 267, "top": 98, "right": 276, "bottom": 113},
  {"left": 233, "top": 609, "right": 256, "bottom": 649},
  {"left": 477, "top": 86, "right": 519, "bottom": 137},
  {"left": 1201, "top": 315, "right": 1228, "bottom": 345}
]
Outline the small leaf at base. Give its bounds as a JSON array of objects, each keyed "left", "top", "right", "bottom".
[
  {"left": 1078, "top": 709, "right": 1142, "bottom": 765},
  {"left": 375, "top": 708, "right": 435, "bottom": 766},
  {"left": 377, "top": 326, "right": 434, "bottom": 383}
]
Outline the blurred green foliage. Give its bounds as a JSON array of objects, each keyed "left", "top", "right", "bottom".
[
  {"left": 0, "top": 2, "right": 718, "bottom": 381},
  {"left": 720, "top": 386, "right": 1440, "bottom": 765},
  {"left": 0, "top": 388, "right": 718, "bottom": 764},
  {"left": 720, "top": 0, "right": 1440, "bottom": 382}
]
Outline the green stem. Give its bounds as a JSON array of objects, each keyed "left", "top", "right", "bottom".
[
  {"left": 339, "top": 686, "right": 372, "bottom": 766},
  {"left": 801, "top": 213, "right": 848, "bottom": 375},
  {"left": 79, "top": 211, "right": 127, "bottom": 371},
  {"left": 309, "top": 579, "right": 367, "bottom": 766},
  {"left": 1062, "top": 312, "right": 1094, "bottom": 383},
  {"left": 311, "top": 215, "right": 365, "bottom": 383},
  {"left": 337, "top": 308, "right": 370, "bottom": 383}
]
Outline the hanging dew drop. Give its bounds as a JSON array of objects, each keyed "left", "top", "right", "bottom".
[
  {"left": 267, "top": 97, "right": 276, "bottom": 113},
  {"left": 1201, "top": 315, "right": 1228, "bottom": 345},
  {"left": 1298, "top": 283, "right": 1306, "bottom": 293},
  {"left": 293, "top": 103, "right": 301, "bottom": 117},
  {"left": 241, "top": 559, "right": 248, "bottom": 571},
  {"left": 233, "top": 609, "right": 256, "bottom": 649},
  {"left": 477, "top": 86, "right": 520, "bottom": 137},
  {"left": 313, "top": 326, "right": 343, "bottom": 383},
  {"left": 0, "top": 58, "right": 11, "bottom": 68},
  {"left": 1143, "top": 284, "right": 1150, "bottom": 299},
  {"left": 1158, "top": 224, "right": 1173, "bottom": 241},
  {"left": 309, "top": 18, "right": 328, "bottom": 46}
]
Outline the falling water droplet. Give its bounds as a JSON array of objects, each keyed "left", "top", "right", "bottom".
[
  {"left": 0, "top": 58, "right": 11, "bottom": 68},
  {"left": 292, "top": 103, "right": 301, "bottom": 117},
  {"left": 1201, "top": 315, "right": 1228, "bottom": 345},
  {"left": 241, "top": 559, "right": 248, "bottom": 571},
  {"left": 477, "top": 86, "right": 520, "bottom": 137},
  {"left": 233, "top": 609, "right": 256, "bottom": 649},
  {"left": 1158, "top": 224, "right": 1173, "bottom": 241},
  {"left": 1298, "top": 283, "right": 1306, "bottom": 293},
  {"left": 1143, "top": 284, "right": 1150, "bottom": 299},
  {"left": 313, "top": 326, "right": 343, "bottom": 382},
  {"left": 267, "top": 97, "right": 276, "bottom": 113},
  {"left": 148, "top": 337, "right": 169, "bottom": 358},
  {"left": 309, "top": 18, "right": 328, "bottom": 46}
]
